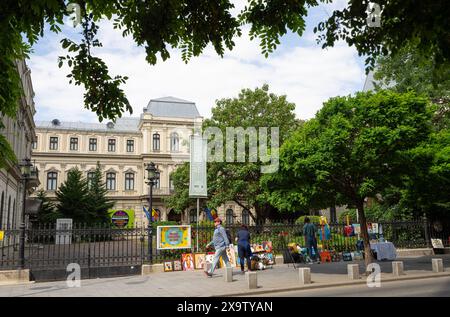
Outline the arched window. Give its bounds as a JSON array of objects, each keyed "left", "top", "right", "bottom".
[
  {"left": 170, "top": 132, "right": 179, "bottom": 152},
  {"left": 6, "top": 196, "right": 11, "bottom": 229},
  {"left": 106, "top": 172, "right": 116, "bottom": 190},
  {"left": 226, "top": 209, "right": 234, "bottom": 225},
  {"left": 125, "top": 173, "right": 135, "bottom": 190},
  {"left": 47, "top": 172, "right": 58, "bottom": 190},
  {"left": 242, "top": 209, "right": 250, "bottom": 225},
  {"left": 189, "top": 209, "right": 197, "bottom": 224},
  {"left": 0, "top": 191, "right": 4, "bottom": 229},
  {"left": 153, "top": 133, "right": 160, "bottom": 151}
]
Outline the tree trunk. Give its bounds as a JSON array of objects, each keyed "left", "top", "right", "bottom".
[{"left": 356, "top": 200, "right": 374, "bottom": 272}]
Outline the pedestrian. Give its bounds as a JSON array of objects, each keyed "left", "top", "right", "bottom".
[
  {"left": 303, "top": 217, "right": 321, "bottom": 264},
  {"left": 204, "top": 217, "right": 231, "bottom": 277},
  {"left": 235, "top": 224, "right": 252, "bottom": 273}
]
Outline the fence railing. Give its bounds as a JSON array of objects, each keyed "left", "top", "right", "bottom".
[{"left": 1, "top": 219, "right": 448, "bottom": 270}]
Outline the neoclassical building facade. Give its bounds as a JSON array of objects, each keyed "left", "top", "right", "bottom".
[
  {"left": 32, "top": 97, "right": 251, "bottom": 227},
  {"left": 0, "top": 60, "right": 40, "bottom": 230}
]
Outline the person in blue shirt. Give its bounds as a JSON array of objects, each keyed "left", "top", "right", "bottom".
[
  {"left": 235, "top": 224, "right": 252, "bottom": 273},
  {"left": 205, "top": 217, "right": 231, "bottom": 277},
  {"left": 303, "top": 217, "right": 321, "bottom": 264}
]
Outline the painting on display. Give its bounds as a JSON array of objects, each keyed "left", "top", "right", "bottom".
[
  {"left": 163, "top": 261, "right": 173, "bottom": 272},
  {"left": 194, "top": 253, "right": 206, "bottom": 270},
  {"left": 220, "top": 245, "right": 237, "bottom": 268},
  {"left": 181, "top": 253, "right": 195, "bottom": 271},
  {"left": 157, "top": 225, "right": 191, "bottom": 250},
  {"left": 173, "top": 260, "right": 182, "bottom": 271}
]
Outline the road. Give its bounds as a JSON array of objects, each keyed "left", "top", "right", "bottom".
[{"left": 244, "top": 276, "right": 450, "bottom": 297}]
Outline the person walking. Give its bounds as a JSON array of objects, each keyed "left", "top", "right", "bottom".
[
  {"left": 205, "top": 217, "right": 231, "bottom": 277},
  {"left": 236, "top": 224, "right": 252, "bottom": 273},
  {"left": 303, "top": 217, "right": 321, "bottom": 264}
]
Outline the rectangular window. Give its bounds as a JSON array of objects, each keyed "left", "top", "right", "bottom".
[
  {"left": 87, "top": 172, "right": 95, "bottom": 188},
  {"left": 49, "top": 137, "right": 58, "bottom": 150},
  {"left": 89, "top": 138, "right": 97, "bottom": 151},
  {"left": 127, "top": 140, "right": 134, "bottom": 152},
  {"left": 106, "top": 173, "right": 116, "bottom": 190},
  {"left": 31, "top": 138, "right": 37, "bottom": 150},
  {"left": 47, "top": 172, "right": 58, "bottom": 190},
  {"left": 108, "top": 139, "right": 116, "bottom": 152},
  {"left": 125, "top": 173, "right": 135, "bottom": 190},
  {"left": 153, "top": 133, "right": 160, "bottom": 151},
  {"left": 70, "top": 137, "right": 78, "bottom": 151}
]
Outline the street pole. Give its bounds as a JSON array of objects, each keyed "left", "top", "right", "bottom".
[
  {"left": 196, "top": 198, "right": 199, "bottom": 252},
  {"left": 148, "top": 180, "right": 153, "bottom": 264}
]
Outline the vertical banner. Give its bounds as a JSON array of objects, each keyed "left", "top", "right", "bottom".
[{"left": 189, "top": 135, "right": 207, "bottom": 198}]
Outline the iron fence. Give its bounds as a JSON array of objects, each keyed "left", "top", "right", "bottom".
[{"left": 1, "top": 219, "right": 449, "bottom": 278}]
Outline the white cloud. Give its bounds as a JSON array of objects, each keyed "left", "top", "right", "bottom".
[{"left": 29, "top": 15, "right": 365, "bottom": 124}]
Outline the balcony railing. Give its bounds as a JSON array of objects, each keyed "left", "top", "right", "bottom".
[{"left": 27, "top": 165, "right": 40, "bottom": 188}]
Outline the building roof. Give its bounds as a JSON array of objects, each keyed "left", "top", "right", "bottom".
[
  {"left": 35, "top": 117, "right": 140, "bottom": 133},
  {"left": 144, "top": 96, "right": 201, "bottom": 118}
]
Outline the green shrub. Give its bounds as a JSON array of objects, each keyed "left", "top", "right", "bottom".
[{"left": 295, "top": 215, "right": 321, "bottom": 224}]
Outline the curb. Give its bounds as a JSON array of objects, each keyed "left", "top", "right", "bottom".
[{"left": 213, "top": 271, "right": 450, "bottom": 297}]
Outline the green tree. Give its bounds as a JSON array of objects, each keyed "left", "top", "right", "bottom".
[
  {"left": 56, "top": 167, "right": 90, "bottom": 223},
  {"left": 36, "top": 189, "right": 60, "bottom": 224},
  {"left": 87, "top": 162, "right": 115, "bottom": 224},
  {"left": 2, "top": 0, "right": 449, "bottom": 166},
  {"left": 372, "top": 43, "right": 450, "bottom": 219},
  {"left": 167, "top": 85, "right": 299, "bottom": 224},
  {"left": 265, "top": 90, "right": 432, "bottom": 269}
]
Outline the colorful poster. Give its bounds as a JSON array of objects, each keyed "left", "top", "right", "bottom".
[
  {"left": 108, "top": 209, "right": 135, "bottom": 228},
  {"left": 157, "top": 225, "right": 191, "bottom": 250},
  {"left": 352, "top": 224, "right": 361, "bottom": 235},
  {"left": 220, "top": 246, "right": 236, "bottom": 267},
  {"left": 182, "top": 253, "right": 195, "bottom": 271},
  {"left": 371, "top": 223, "right": 379, "bottom": 234},
  {"left": 0, "top": 230, "right": 4, "bottom": 241}
]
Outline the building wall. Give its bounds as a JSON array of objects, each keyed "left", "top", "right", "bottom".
[
  {"left": 32, "top": 112, "right": 251, "bottom": 227},
  {"left": 0, "top": 60, "right": 37, "bottom": 230}
]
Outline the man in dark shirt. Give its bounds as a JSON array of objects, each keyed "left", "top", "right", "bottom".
[
  {"left": 236, "top": 225, "right": 252, "bottom": 272},
  {"left": 303, "top": 217, "right": 320, "bottom": 264}
]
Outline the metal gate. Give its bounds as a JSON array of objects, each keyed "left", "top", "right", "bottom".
[{"left": 1, "top": 225, "right": 149, "bottom": 282}]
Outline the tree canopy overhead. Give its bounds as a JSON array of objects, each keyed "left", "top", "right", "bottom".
[{"left": 2, "top": 0, "right": 449, "bottom": 167}]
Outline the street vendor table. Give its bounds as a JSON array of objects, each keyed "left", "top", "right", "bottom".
[{"left": 370, "top": 242, "right": 397, "bottom": 260}]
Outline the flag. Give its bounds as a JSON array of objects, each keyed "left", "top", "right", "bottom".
[
  {"left": 143, "top": 206, "right": 151, "bottom": 221},
  {"left": 204, "top": 208, "right": 218, "bottom": 221},
  {"left": 152, "top": 208, "right": 159, "bottom": 221}
]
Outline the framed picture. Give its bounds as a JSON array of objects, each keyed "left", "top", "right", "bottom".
[
  {"left": 220, "top": 245, "right": 237, "bottom": 267},
  {"left": 194, "top": 253, "right": 206, "bottom": 270},
  {"left": 173, "top": 260, "right": 182, "bottom": 271},
  {"left": 262, "top": 241, "right": 273, "bottom": 253},
  {"left": 157, "top": 225, "right": 192, "bottom": 250},
  {"left": 182, "top": 253, "right": 195, "bottom": 271},
  {"left": 163, "top": 261, "right": 173, "bottom": 272}
]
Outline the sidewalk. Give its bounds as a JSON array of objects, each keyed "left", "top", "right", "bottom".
[{"left": 0, "top": 255, "right": 449, "bottom": 297}]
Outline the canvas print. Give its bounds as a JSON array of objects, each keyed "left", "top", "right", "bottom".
[
  {"left": 194, "top": 253, "right": 206, "bottom": 270},
  {"left": 173, "top": 260, "right": 182, "bottom": 271},
  {"left": 182, "top": 253, "right": 195, "bottom": 271},
  {"left": 163, "top": 261, "right": 173, "bottom": 272},
  {"left": 262, "top": 241, "right": 273, "bottom": 253},
  {"left": 220, "top": 245, "right": 237, "bottom": 267}
]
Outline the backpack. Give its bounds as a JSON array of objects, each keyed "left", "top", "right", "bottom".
[{"left": 225, "top": 229, "right": 232, "bottom": 244}]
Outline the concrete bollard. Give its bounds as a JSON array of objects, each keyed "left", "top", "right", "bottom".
[
  {"left": 246, "top": 271, "right": 258, "bottom": 289},
  {"left": 298, "top": 267, "right": 311, "bottom": 285},
  {"left": 224, "top": 267, "right": 233, "bottom": 282},
  {"left": 392, "top": 261, "right": 404, "bottom": 276},
  {"left": 347, "top": 264, "right": 360, "bottom": 280},
  {"left": 432, "top": 258, "right": 444, "bottom": 273}
]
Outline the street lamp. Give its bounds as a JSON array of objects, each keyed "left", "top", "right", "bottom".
[
  {"left": 145, "top": 162, "right": 159, "bottom": 263},
  {"left": 19, "top": 158, "right": 32, "bottom": 269}
]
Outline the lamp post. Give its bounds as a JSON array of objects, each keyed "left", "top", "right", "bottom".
[
  {"left": 19, "top": 158, "right": 32, "bottom": 269},
  {"left": 145, "top": 162, "right": 159, "bottom": 264}
]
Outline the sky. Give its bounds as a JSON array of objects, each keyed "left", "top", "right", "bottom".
[{"left": 29, "top": 0, "right": 367, "bottom": 123}]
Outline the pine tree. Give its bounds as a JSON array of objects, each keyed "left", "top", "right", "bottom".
[
  {"left": 56, "top": 167, "right": 90, "bottom": 224},
  {"left": 36, "top": 189, "right": 60, "bottom": 224},
  {"left": 87, "top": 162, "right": 115, "bottom": 225}
]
